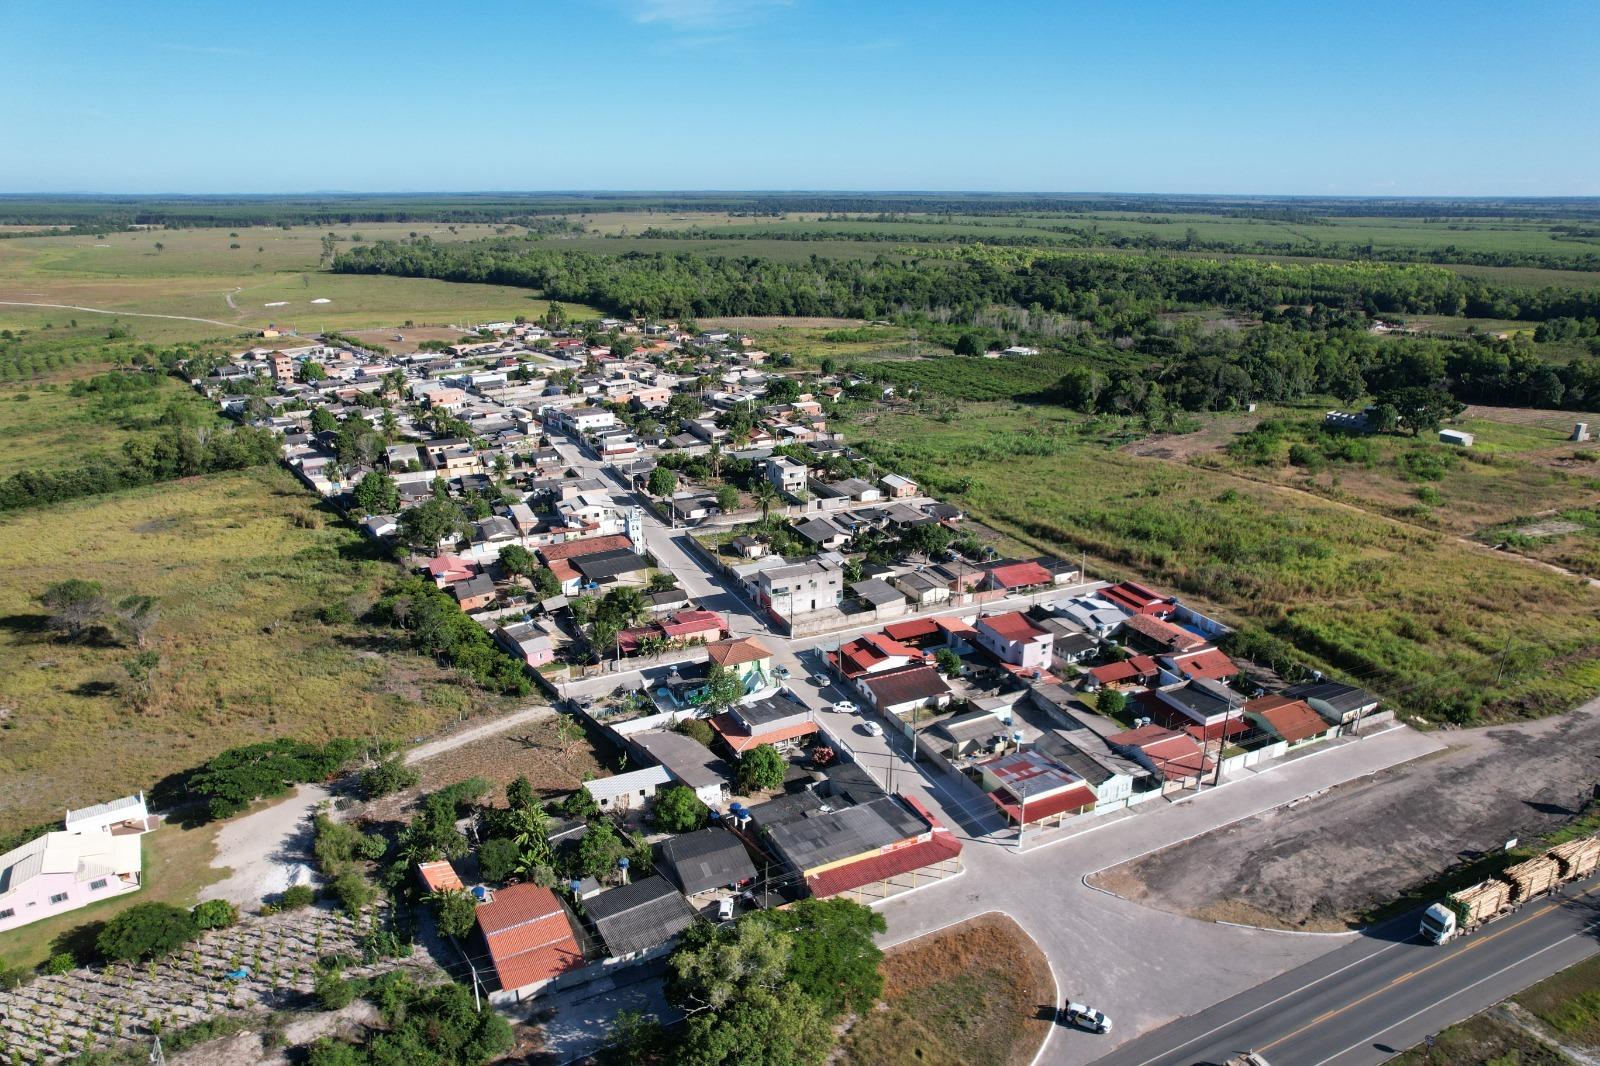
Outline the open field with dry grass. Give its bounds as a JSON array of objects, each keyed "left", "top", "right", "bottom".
[
  {"left": 840, "top": 912, "right": 1055, "bottom": 1066},
  {"left": 0, "top": 465, "right": 503, "bottom": 832},
  {"left": 0, "top": 222, "right": 596, "bottom": 346}
]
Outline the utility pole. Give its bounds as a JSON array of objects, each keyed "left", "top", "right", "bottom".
[{"left": 1494, "top": 633, "right": 1514, "bottom": 685}]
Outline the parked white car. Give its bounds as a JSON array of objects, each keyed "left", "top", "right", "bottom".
[
  {"left": 1063, "top": 1002, "right": 1112, "bottom": 1034},
  {"left": 860, "top": 721, "right": 884, "bottom": 738},
  {"left": 833, "top": 700, "right": 860, "bottom": 714},
  {"left": 717, "top": 896, "right": 735, "bottom": 921}
]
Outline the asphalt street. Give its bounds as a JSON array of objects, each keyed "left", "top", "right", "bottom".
[{"left": 1094, "top": 879, "right": 1600, "bottom": 1066}]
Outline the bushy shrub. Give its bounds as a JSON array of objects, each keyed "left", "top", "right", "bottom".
[
  {"left": 97, "top": 903, "right": 198, "bottom": 962},
  {"left": 190, "top": 899, "right": 238, "bottom": 930}
]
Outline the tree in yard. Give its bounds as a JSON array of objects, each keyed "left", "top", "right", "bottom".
[
  {"left": 647, "top": 467, "right": 678, "bottom": 497},
  {"left": 601, "top": 586, "right": 650, "bottom": 628},
  {"left": 498, "top": 544, "right": 537, "bottom": 586},
  {"left": 353, "top": 471, "right": 400, "bottom": 515},
  {"left": 562, "top": 784, "right": 601, "bottom": 820},
  {"left": 190, "top": 899, "right": 238, "bottom": 931},
  {"left": 668, "top": 915, "right": 793, "bottom": 1012},
  {"left": 507, "top": 803, "right": 555, "bottom": 878},
  {"left": 531, "top": 565, "right": 562, "bottom": 599},
  {"left": 479, "top": 837, "right": 521, "bottom": 882},
  {"left": 97, "top": 903, "right": 198, "bottom": 962},
  {"left": 1367, "top": 402, "right": 1400, "bottom": 434},
  {"left": 38, "top": 579, "right": 111, "bottom": 642},
  {"left": 934, "top": 648, "right": 963, "bottom": 677},
  {"left": 714, "top": 483, "right": 739, "bottom": 513},
  {"left": 1097, "top": 687, "right": 1127, "bottom": 718},
  {"left": 506, "top": 774, "right": 535, "bottom": 811},
  {"left": 647, "top": 571, "right": 678, "bottom": 593},
  {"left": 753, "top": 897, "right": 886, "bottom": 1016},
  {"left": 399, "top": 497, "right": 467, "bottom": 551},
  {"left": 737, "top": 744, "right": 787, "bottom": 793},
  {"left": 576, "top": 819, "right": 629, "bottom": 880},
  {"left": 676, "top": 985, "right": 830, "bottom": 1066},
  {"left": 702, "top": 663, "right": 748, "bottom": 713},
  {"left": 299, "top": 360, "right": 328, "bottom": 383},
  {"left": 359, "top": 756, "right": 420, "bottom": 799},
  {"left": 310, "top": 406, "right": 339, "bottom": 434},
  {"left": 652, "top": 785, "right": 709, "bottom": 833},
  {"left": 751, "top": 479, "right": 779, "bottom": 519},
  {"left": 676, "top": 717, "right": 716, "bottom": 748},
  {"left": 953, "top": 333, "right": 980, "bottom": 356},
  {"left": 1381, "top": 386, "right": 1465, "bottom": 437},
  {"left": 432, "top": 890, "right": 479, "bottom": 939},
  {"left": 603, "top": 1009, "right": 668, "bottom": 1066}
]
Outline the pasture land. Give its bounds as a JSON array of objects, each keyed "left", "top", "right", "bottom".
[
  {"left": 0, "top": 466, "right": 500, "bottom": 832},
  {"left": 849, "top": 402, "right": 1600, "bottom": 722},
  {"left": 839, "top": 913, "right": 1054, "bottom": 1066},
  {"left": 0, "top": 223, "right": 596, "bottom": 346}
]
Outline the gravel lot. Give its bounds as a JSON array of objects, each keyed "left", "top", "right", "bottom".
[{"left": 1092, "top": 701, "right": 1600, "bottom": 930}]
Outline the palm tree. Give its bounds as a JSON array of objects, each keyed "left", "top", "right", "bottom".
[{"left": 752, "top": 480, "right": 779, "bottom": 520}]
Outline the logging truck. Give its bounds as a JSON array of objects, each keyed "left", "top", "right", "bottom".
[{"left": 1421, "top": 834, "right": 1600, "bottom": 944}]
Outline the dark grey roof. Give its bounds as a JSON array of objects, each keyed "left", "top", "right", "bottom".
[
  {"left": 733, "top": 690, "right": 813, "bottom": 731},
  {"left": 794, "top": 516, "right": 847, "bottom": 544},
  {"left": 1159, "top": 679, "right": 1242, "bottom": 720},
  {"left": 850, "top": 578, "right": 905, "bottom": 607},
  {"left": 658, "top": 829, "right": 758, "bottom": 895},
  {"left": 645, "top": 587, "right": 690, "bottom": 608},
  {"left": 584, "top": 876, "right": 696, "bottom": 956},
  {"left": 573, "top": 547, "right": 649, "bottom": 581},
  {"left": 631, "top": 730, "right": 730, "bottom": 792},
  {"left": 1284, "top": 681, "right": 1378, "bottom": 715},
  {"left": 764, "top": 796, "right": 929, "bottom": 872},
  {"left": 453, "top": 574, "right": 496, "bottom": 601},
  {"left": 746, "top": 789, "right": 826, "bottom": 830},
  {"left": 1033, "top": 730, "right": 1115, "bottom": 787},
  {"left": 822, "top": 762, "right": 888, "bottom": 807}
]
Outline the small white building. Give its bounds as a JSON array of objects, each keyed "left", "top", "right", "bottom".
[{"left": 583, "top": 766, "right": 673, "bottom": 813}]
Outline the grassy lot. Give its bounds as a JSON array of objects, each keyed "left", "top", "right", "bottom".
[
  {"left": 0, "top": 370, "right": 216, "bottom": 470},
  {"left": 1517, "top": 952, "right": 1600, "bottom": 1049},
  {"left": 0, "top": 223, "right": 597, "bottom": 346},
  {"left": 1390, "top": 1011, "right": 1572, "bottom": 1065},
  {"left": 839, "top": 913, "right": 1054, "bottom": 1066},
  {"left": 712, "top": 321, "right": 936, "bottom": 371},
  {"left": 0, "top": 819, "right": 226, "bottom": 970},
  {"left": 0, "top": 465, "right": 501, "bottom": 832},
  {"left": 1203, "top": 413, "right": 1600, "bottom": 537},
  {"left": 849, "top": 402, "right": 1600, "bottom": 723}
]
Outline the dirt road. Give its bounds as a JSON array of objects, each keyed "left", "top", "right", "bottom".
[
  {"left": 202, "top": 703, "right": 552, "bottom": 907},
  {"left": 1092, "top": 698, "right": 1600, "bottom": 931}
]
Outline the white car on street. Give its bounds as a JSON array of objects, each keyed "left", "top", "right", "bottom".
[
  {"left": 1062, "top": 1002, "right": 1112, "bottom": 1034},
  {"left": 860, "top": 721, "right": 883, "bottom": 738},
  {"left": 833, "top": 700, "right": 860, "bottom": 714}
]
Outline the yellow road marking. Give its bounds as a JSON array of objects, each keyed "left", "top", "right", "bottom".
[{"left": 1261, "top": 883, "right": 1600, "bottom": 1052}]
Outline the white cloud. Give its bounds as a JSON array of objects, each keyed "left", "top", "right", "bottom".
[{"left": 623, "top": 0, "right": 793, "bottom": 30}]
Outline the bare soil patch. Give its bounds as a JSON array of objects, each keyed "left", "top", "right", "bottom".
[
  {"left": 838, "top": 912, "right": 1055, "bottom": 1066},
  {"left": 1092, "top": 703, "right": 1600, "bottom": 930}
]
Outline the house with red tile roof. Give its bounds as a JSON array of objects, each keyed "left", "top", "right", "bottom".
[
  {"left": 974, "top": 611, "right": 1054, "bottom": 671},
  {"left": 976, "top": 748, "right": 1098, "bottom": 827},
  {"left": 832, "top": 631, "right": 923, "bottom": 679},
  {"left": 1160, "top": 647, "right": 1239, "bottom": 683},
  {"left": 1246, "top": 695, "right": 1337, "bottom": 747},
  {"left": 983, "top": 560, "right": 1053, "bottom": 592},
  {"left": 537, "top": 533, "right": 633, "bottom": 563},
  {"left": 880, "top": 615, "right": 974, "bottom": 652},
  {"left": 1105, "top": 724, "right": 1214, "bottom": 787},
  {"left": 1121, "top": 612, "right": 1206, "bottom": 654},
  {"left": 477, "top": 883, "right": 585, "bottom": 1003},
  {"left": 616, "top": 609, "right": 728, "bottom": 655},
  {"left": 423, "top": 554, "right": 479, "bottom": 587},
  {"left": 1098, "top": 580, "right": 1174, "bottom": 617},
  {"left": 1085, "top": 654, "right": 1162, "bottom": 690},
  {"left": 415, "top": 860, "right": 465, "bottom": 895},
  {"left": 710, "top": 689, "right": 818, "bottom": 754}
]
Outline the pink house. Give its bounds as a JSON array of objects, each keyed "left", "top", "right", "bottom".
[{"left": 0, "top": 794, "right": 154, "bottom": 933}]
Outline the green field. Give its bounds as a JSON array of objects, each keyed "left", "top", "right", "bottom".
[
  {"left": 0, "top": 222, "right": 597, "bottom": 347},
  {"left": 0, "top": 369, "right": 215, "bottom": 470},
  {"left": 0, "top": 466, "right": 500, "bottom": 832},
  {"left": 848, "top": 402, "right": 1600, "bottom": 723}
]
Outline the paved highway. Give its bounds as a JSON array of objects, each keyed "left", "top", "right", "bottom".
[{"left": 1094, "top": 878, "right": 1600, "bottom": 1066}]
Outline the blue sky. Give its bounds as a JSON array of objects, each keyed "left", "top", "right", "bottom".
[{"left": 4, "top": 0, "right": 1598, "bottom": 195}]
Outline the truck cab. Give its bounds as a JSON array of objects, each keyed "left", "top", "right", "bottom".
[{"left": 1420, "top": 902, "right": 1457, "bottom": 944}]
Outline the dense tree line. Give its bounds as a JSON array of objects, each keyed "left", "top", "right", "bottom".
[
  {"left": 0, "top": 421, "right": 282, "bottom": 510},
  {"left": 334, "top": 237, "right": 1600, "bottom": 325},
  {"left": 370, "top": 576, "right": 532, "bottom": 695}
]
